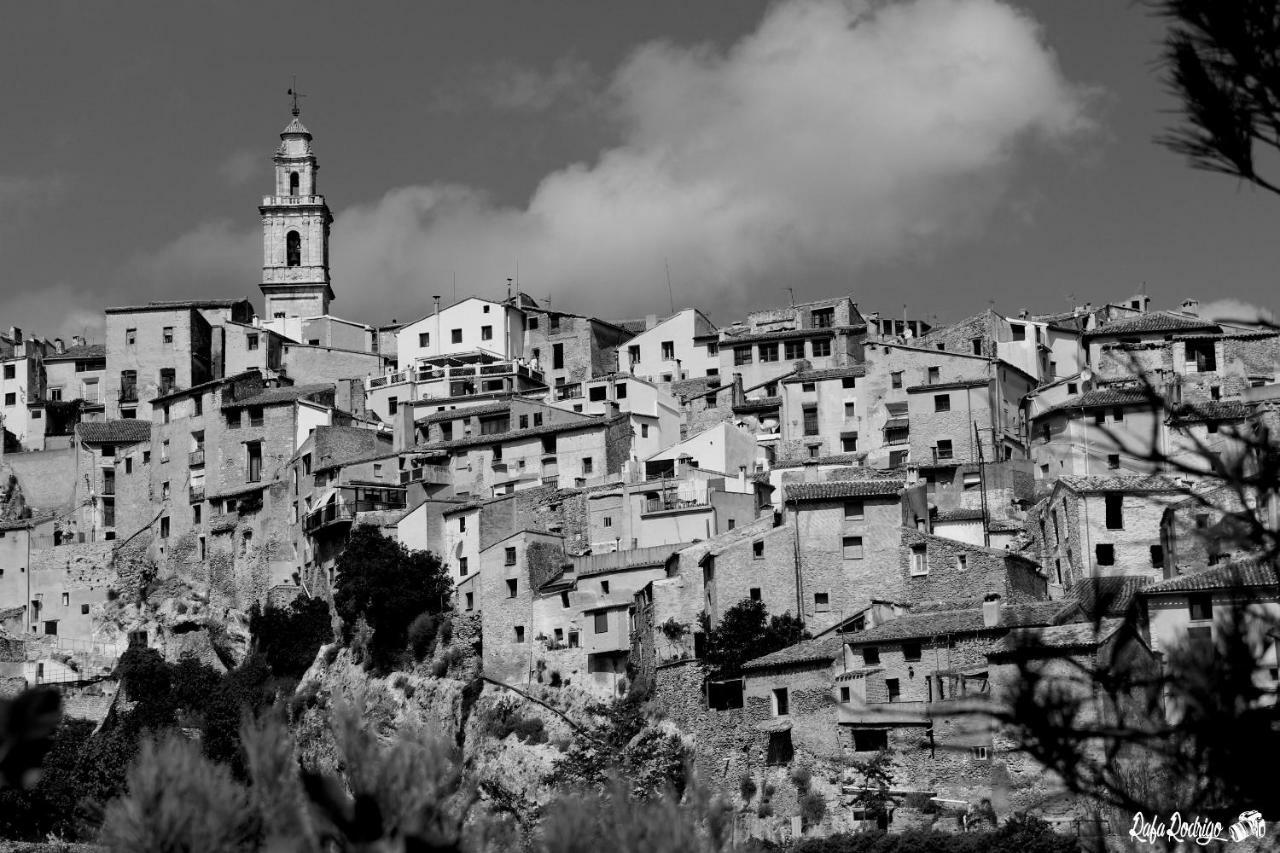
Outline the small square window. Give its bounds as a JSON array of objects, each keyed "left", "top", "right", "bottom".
[
  {"left": 505, "top": 547, "right": 517, "bottom": 566},
  {"left": 842, "top": 535, "right": 864, "bottom": 560},
  {"left": 514, "top": 626, "right": 525, "bottom": 643},
  {"left": 749, "top": 587, "right": 761, "bottom": 601},
  {"left": 934, "top": 394, "right": 950, "bottom": 412},
  {"left": 1188, "top": 593, "right": 1213, "bottom": 621},
  {"left": 162, "top": 326, "right": 174, "bottom": 344},
  {"left": 844, "top": 500, "right": 864, "bottom": 520},
  {"left": 863, "top": 646, "right": 879, "bottom": 666},
  {"left": 81, "top": 604, "right": 90, "bottom": 615},
  {"left": 902, "top": 641, "right": 922, "bottom": 661},
  {"left": 753, "top": 540, "right": 764, "bottom": 559},
  {"left": 1107, "top": 454, "right": 1120, "bottom": 469},
  {"left": 840, "top": 686, "right": 850, "bottom": 702},
  {"left": 506, "top": 578, "right": 518, "bottom": 597},
  {"left": 601, "top": 580, "right": 610, "bottom": 595},
  {"left": 955, "top": 554, "right": 967, "bottom": 571},
  {"left": 451, "top": 329, "right": 463, "bottom": 344},
  {"left": 890, "top": 371, "right": 903, "bottom": 389},
  {"left": 1096, "top": 544, "right": 1115, "bottom": 566},
  {"left": 910, "top": 545, "right": 928, "bottom": 575},
  {"left": 814, "top": 592, "right": 830, "bottom": 612}
]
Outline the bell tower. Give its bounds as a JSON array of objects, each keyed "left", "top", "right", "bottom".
[{"left": 259, "top": 93, "right": 334, "bottom": 320}]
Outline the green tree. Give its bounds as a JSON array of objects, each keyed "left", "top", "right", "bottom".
[
  {"left": 702, "top": 598, "right": 808, "bottom": 677},
  {"left": 333, "top": 525, "right": 452, "bottom": 671},
  {"left": 849, "top": 750, "right": 895, "bottom": 831}
]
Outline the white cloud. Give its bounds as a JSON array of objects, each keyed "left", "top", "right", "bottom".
[
  {"left": 217, "top": 149, "right": 263, "bottom": 187},
  {"left": 468, "top": 56, "right": 599, "bottom": 113},
  {"left": 3, "top": 282, "right": 106, "bottom": 343},
  {"left": 125, "top": 218, "right": 259, "bottom": 302},
  {"left": 1197, "top": 298, "right": 1277, "bottom": 328},
  {"left": 134, "top": 0, "right": 1093, "bottom": 325},
  {"left": 0, "top": 174, "right": 67, "bottom": 207}
]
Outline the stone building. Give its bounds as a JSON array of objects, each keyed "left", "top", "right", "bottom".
[
  {"left": 778, "top": 365, "right": 867, "bottom": 460},
  {"left": 1033, "top": 475, "right": 1188, "bottom": 592},
  {"left": 72, "top": 419, "right": 155, "bottom": 541},
  {"left": 620, "top": 308, "right": 719, "bottom": 383},
  {"left": 718, "top": 297, "right": 867, "bottom": 393}
]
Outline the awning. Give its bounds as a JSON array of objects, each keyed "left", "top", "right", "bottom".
[
  {"left": 753, "top": 718, "right": 793, "bottom": 733},
  {"left": 883, "top": 418, "right": 910, "bottom": 430}
]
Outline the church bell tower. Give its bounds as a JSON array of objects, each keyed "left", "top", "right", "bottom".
[{"left": 259, "top": 95, "right": 334, "bottom": 319}]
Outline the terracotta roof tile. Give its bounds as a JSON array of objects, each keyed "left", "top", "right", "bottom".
[
  {"left": 988, "top": 618, "right": 1127, "bottom": 656},
  {"left": 742, "top": 636, "right": 843, "bottom": 671},
  {"left": 786, "top": 480, "right": 905, "bottom": 501},
  {"left": 76, "top": 419, "right": 152, "bottom": 444},
  {"left": 1033, "top": 387, "right": 1160, "bottom": 420},
  {"left": 1141, "top": 557, "right": 1278, "bottom": 595},
  {"left": 1085, "top": 311, "right": 1219, "bottom": 337},
  {"left": 1056, "top": 475, "right": 1185, "bottom": 494},
  {"left": 843, "top": 601, "right": 1066, "bottom": 644}
]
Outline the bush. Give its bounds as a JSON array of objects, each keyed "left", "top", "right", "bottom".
[
  {"left": 250, "top": 596, "right": 333, "bottom": 681},
  {"left": 549, "top": 671, "right": 563, "bottom": 688},
  {"left": 408, "top": 611, "right": 443, "bottom": 661},
  {"left": 798, "top": 790, "right": 827, "bottom": 830},
  {"left": 479, "top": 701, "right": 549, "bottom": 745},
  {"left": 739, "top": 772, "right": 758, "bottom": 802},
  {"left": 790, "top": 764, "right": 812, "bottom": 793}
]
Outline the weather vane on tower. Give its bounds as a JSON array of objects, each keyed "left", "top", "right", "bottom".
[{"left": 287, "top": 76, "right": 306, "bottom": 117}]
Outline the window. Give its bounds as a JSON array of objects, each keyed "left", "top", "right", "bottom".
[
  {"left": 814, "top": 592, "right": 830, "bottom": 612},
  {"left": 481, "top": 325, "right": 493, "bottom": 341},
  {"left": 451, "top": 329, "right": 462, "bottom": 344},
  {"left": 582, "top": 457, "right": 593, "bottom": 475},
  {"left": 601, "top": 580, "right": 609, "bottom": 594},
  {"left": 161, "top": 481, "right": 170, "bottom": 500},
  {"left": 594, "top": 611, "right": 609, "bottom": 633},
  {"left": 759, "top": 343, "right": 779, "bottom": 362},
  {"left": 1150, "top": 544, "right": 1164, "bottom": 568},
  {"left": 61, "top": 592, "right": 69, "bottom": 607},
  {"left": 126, "top": 328, "right": 136, "bottom": 346},
  {"left": 853, "top": 729, "right": 888, "bottom": 751},
  {"left": 863, "top": 646, "right": 880, "bottom": 665},
  {"left": 902, "top": 641, "right": 921, "bottom": 661},
  {"left": 766, "top": 729, "right": 794, "bottom": 765},
  {"left": 1010, "top": 324, "right": 1026, "bottom": 342},
  {"left": 1112, "top": 407, "right": 1125, "bottom": 422},
  {"left": 641, "top": 424, "right": 649, "bottom": 438},
  {"left": 925, "top": 367, "right": 940, "bottom": 386},
  {"left": 803, "top": 406, "right": 819, "bottom": 436},
  {"left": 886, "top": 678, "right": 900, "bottom": 702},
  {"left": 1096, "top": 544, "right": 1115, "bottom": 566},
  {"left": 844, "top": 500, "right": 864, "bottom": 520},
  {"left": 159, "top": 367, "right": 176, "bottom": 395},
  {"left": 971, "top": 746, "right": 990, "bottom": 761},
  {"left": 844, "top": 401, "right": 856, "bottom": 419},
  {"left": 750, "top": 587, "right": 761, "bottom": 601},
  {"left": 811, "top": 338, "right": 831, "bottom": 357},
  {"left": 660, "top": 340, "right": 675, "bottom": 361},
  {"left": 734, "top": 346, "right": 753, "bottom": 365},
  {"left": 81, "top": 603, "right": 90, "bottom": 615},
  {"left": 388, "top": 397, "right": 398, "bottom": 416},
  {"left": 514, "top": 626, "right": 525, "bottom": 643},
  {"left": 843, "top": 536, "right": 864, "bottom": 560},
  {"left": 753, "top": 540, "right": 764, "bottom": 559},
  {"left": 2, "top": 393, "right": 12, "bottom": 407},
  {"left": 890, "top": 371, "right": 903, "bottom": 389},
  {"left": 459, "top": 516, "right": 467, "bottom": 532},
  {"left": 567, "top": 630, "right": 580, "bottom": 648},
  {"left": 910, "top": 544, "right": 928, "bottom": 576},
  {"left": 773, "top": 687, "right": 790, "bottom": 716},
  {"left": 955, "top": 554, "right": 967, "bottom": 571},
  {"left": 160, "top": 516, "right": 170, "bottom": 539},
  {"left": 459, "top": 557, "right": 468, "bottom": 576},
  {"left": 533, "top": 413, "right": 543, "bottom": 427},
  {"left": 246, "top": 441, "right": 262, "bottom": 483},
  {"left": 162, "top": 326, "right": 174, "bottom": 344},
  {"left": 934, "top": 394, "right": 950, "bottom": 413},
  {"left": 935, "top": 439, "right": 953, "bottom": 461},
  {"left": 286, "top": 230, "right": 301, "bottom": 266},
  {"left": 1104, "top": 493, "right": 1123, "bottom": 529},
  {"left": 505, "top": 547, "right": 517, "bottom": 566},
  {"left": 1107, "top": 453, "right": 1120, "bottom": 469},
  {"left": 552, "top": 343, "right": 564, "bottom": 370},
  {"left": 811, "top": 307, "right": 834, "bottom": 328},
  {"left": 125, "top": 457, "right": 133, "bottom": 474},
  {"left": 247, "top": 333, "right": 259, "bottom": 351},
  {"left": 161, "top": 439, "right": 170, "bottom": 462},
  {"left": 419, "top": 332, "right": 430, "bottom": 348},
  {"left": 506, "top": 578, "right": 518, "bottom": 597},
  {"left": 193, "top": 396, "right": 201, "bottom": 416},
  {"left": 808, "top": 445, "right": 820, "bottom": 459},
  {"left": 1188, "top": 593, "right": 1213, "bottom": 621},
  {"left": 839, "top": 686, "right": 851, "bottom": 702},
  {"left": 842, "top": 436, "right": 858, "bottom": 452},
  {"left": 784, "top": 340, "right": 805, "bottom": 360},
  {"left": 465, "top": 592, "right": 474, "bottom": 611},
  {"left": 2, "top": 364, "right": 13, "bottom": 380}
]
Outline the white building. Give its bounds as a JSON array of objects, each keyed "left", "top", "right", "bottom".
[
  {"left": 622, "top": 309, "right": 719, "bottom": 382},
  {"left": 396, "top": 297, "right": 527, "bottom": 368}
]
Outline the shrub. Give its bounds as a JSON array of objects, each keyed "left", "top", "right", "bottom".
[
  {"left": 790, "top": 764, "right": 812, "bottom": 793},
  {"left": 739, "top": 773, "right": 758, "bottom": 802},
  {"left": 408, "top": 611, "right": 443, "bottom": 661},
  {"left": 250, "top": 596, "right": 333, "bottom": 681},
  {"left": 798, "top": 791, "right": 826, "bottom": 830},
  {"left": 757, "top": 799, "right": 773, "bottom": 819},
  {"left": 549, "top": 671, "right": 563, "bottom": 688}
]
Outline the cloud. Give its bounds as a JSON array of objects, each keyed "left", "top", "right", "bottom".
[
  {"left": 217, "top": 150, "right": 263, "bottom": 187},
  {"left": 134, "top": 0, "right": 1093, "bottom": 325},
  {"left": 0, "top": 174, "right": 67, "bottom": 207},
  {"left": 3, "top": 282, "right": 106, "bottom": 342},
  {"left": 467, "top": 56, "right": 600, "bottom": 113},
  {"left": 1197, "top": 298, "right": 1277, "bottom": 328},
  {"left": 125, "top": 218, "right": 259, "bottom": 303}
]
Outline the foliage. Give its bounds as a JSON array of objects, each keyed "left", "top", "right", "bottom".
[
  {"left": 0, "top": 686, "right": 62, "bottom": 792},
  {"left": 798, "top": 790, "right": 827, "bottom": 830},
  {"left": 478, "top": 701, "right": 549, "bottom": 745},
  {"left": 200, "top": 654, "right": 276, "bottom": 774},
  {"left": 739, "top": 772, "right": 757, "bottom": 803},
  {"left": 333, "top": 525, "right": 452, "bottom": 672},
  {"left": 408, "top": 611, "right": 450, "bottom": 662},
  {"left": 848, "top": 750, "right": 895, "bottom": 830},
  {"left": 701, "top": 598, "right": 809, "bottom": 677},
  {"left": 789, "top": 764, "right": 811, "bottom": 793},
  {"left": 789, "top": 819, "right": 1077, "bottom": 853},
  {"left": 0, "top": 717, "right": 91, "bottom": 840},
  {"left": 1151, "top": 0, "right": 1280, "bottom": 199},
  {"left": 538, "top": 777, "right": 732, "bottom": 853},
  {"left": 249, "top": 595, "right": 334, "bottom": 681}
]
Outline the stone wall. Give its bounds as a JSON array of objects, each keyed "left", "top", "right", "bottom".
[
  {"left": 899, "top": 530, "right": 1046, "bottom": 604},
  {"left": 27, "top": 541, "right": 115, "bottom": 639},
  {"left": 4, "top": 448, "right": 76, "bottom": 513},
  {"left": 794, "top": 496, "right": 905, "bottom": 629}
]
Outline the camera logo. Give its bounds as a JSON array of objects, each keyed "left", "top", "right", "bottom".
[{"left": 1228, "top": 810, "right": 1266, "bottom": 843}]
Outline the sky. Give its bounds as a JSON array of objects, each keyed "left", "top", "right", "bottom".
[{"left": 1, "top": 0, "right": 1277, "bottom": 341}]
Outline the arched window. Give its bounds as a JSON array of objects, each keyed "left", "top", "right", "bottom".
[
  {"left": 286, "top": 230, "right": 301, "bottom": 267},
  {"left": 289, "top": 171, "right": 299, "bottom": 196}
]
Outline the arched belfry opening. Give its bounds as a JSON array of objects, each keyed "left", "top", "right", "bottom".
[
  {"left": 289, "top": 171, "right": 299, "bottom": 196},
  {"left": 286, "top": 230, "right": 301, "bottom": 267}
]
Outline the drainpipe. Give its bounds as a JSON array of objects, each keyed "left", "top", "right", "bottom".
[{"left": 789, "top": 496, "right": 804, "bottom": 622}]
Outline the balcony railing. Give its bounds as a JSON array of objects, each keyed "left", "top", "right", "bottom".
[
  {"left": 118, "top": 388, "right": 138, "bottom": 403},
  {"left": 643, "top": 495, "right": 710, "bottom": 514},
  {"left": 189, "top": 486, "right": 205, "bottom": 502},
  {"left": 189, "top": 449, "right": 205, "bottom": 467},
  {"left": 368, "top": 362, "right": 544, "bottom": 389},
  {"left": 398, "top": 464, "right": 450, "bottom": 485},
  {"left": 304, "top": 498, "right": 408, "bottom": 534}
]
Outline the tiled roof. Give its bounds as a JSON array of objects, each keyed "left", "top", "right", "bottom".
[
  {"left": 1167, "top": 400, "right": 1250, "bottom": 425},
  {"left": 416, "top": 402, "right": 512, "bottom": 426},
  {"left": 782, "top": 365, "right": 867, "bottom": 383},
  {"left": 1056, "top": 475, "right": 1185, "bottom": 494},
  {"left": 785, "top": 480, "right": 905, "bottom": 502},
  {"left": 933, "top": 507, "right": 985, "bottom": 522},
  {"left": 722, "top": 326, "right": 860, "bottom": 345},
  {"left": 1066, "top": 575, "right": 1151, "bottom": 619},
  {"left": 771, "top": 454, "right": 864, "bottom": 470},
  {"left": 44, "top": 343, "right": 105, "bottom": 362},
  {"left": 741, "top": 636, "right": 843, "bottom": 671},
  {"left": 1033, "top": 387, "right": 1159, "bottom": 420},
  {"left": 224, "top": 383, "right": 333, "bottom": 409},
  {"left": 105, "top": 299, "right": 249, "bottom": 314},
  {"left": 988, "top": 618, "right": 1126, "bottom": 656},
  {"left": 843, "top": 601, "right": 1067, "bottom": 644},
  {"left": 906, "top": 379, "right": 990, "bottom": 393},
  {"left": 415, "top": 412, "right": 627, "bottom": 453},
  {"left": 310, "top": 426, "right": 393, "bottom": 471},
  {"left": 1085, "top": 311, "right": 1219, "bottom": 337},
  {"left": 0, "top": 512, "right": 55, "bottom": 531},
  {"left": 1141, "top": 557, "right": 1279, "bottom": 595},
  {"left": 76, "top": 419, "right": 152, "bottom": 444}
]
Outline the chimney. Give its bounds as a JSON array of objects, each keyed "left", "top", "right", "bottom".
[
  {"left": 675, "top": 453, "right": 692, "bottom": 479},
  {"left": 1181, "top": 298, "right": 1200, "bottom": 317},
  {"left": 802, "top": 459, "right": 820, "bottom": 483},
  {"left": 8, "top": 327, "right": 20, "bottom": 344},
  {"left": 53, "top": 338, "right": 64, "bottom": 354},
  {"left": 1018, "top": 308, "right": 1029, "bottom": 320},
  {"left": 645, "top": 313, "right": 658, "bottom": 330},
  {"left": 71, "top": 335, "right": 85, "bottom": 348},
  {"left": 982, "top": 593, "right": 1002, "bottom": 628},
  {"left": 251, "top": 314, "right": 261, "bottom": 328},
  {"left": 433, "top": 295, "right": 441, "bottom": 315},
  {"left": 731, "top": 373, "right": 746, "bottom": 408}
]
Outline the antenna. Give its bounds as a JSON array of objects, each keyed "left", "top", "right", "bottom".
[
  {"left": 287, "top": 77, "right": 306, "bottom": 117},
  {"left": 665, "top": 259, "right": 675, "bottom": 315}
]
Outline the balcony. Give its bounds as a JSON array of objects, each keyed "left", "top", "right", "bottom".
[
  {"left": 118, "top": 388, "right": 138, "bottom": 403},
  {"left": 643, "top": 495, "right": 710, "bottom": 515},
  {"left": 261, "top": 194, "right": 325, "bottom": 206},
  {"left": 189, "top": 449, "right": 205, "bottom": 467},
  {"left": 304, "top": 502, "right": 355, "bottom": 534},
  {"left": 189, "top": 485, "right": 205, "bottom": 502}
]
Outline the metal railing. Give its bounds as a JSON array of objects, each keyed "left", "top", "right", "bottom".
[
  {"left": 189, "top": 449, "right": 205, "bottom": 467},
  {"left": 398, "top": 464, "right": 450, "bottom": 485},
  {"left": 368, "top": 362, "right": 544, "bottom": 389},
  {"left": 189, "top": 485, "right": 205, "bottom": 502}
]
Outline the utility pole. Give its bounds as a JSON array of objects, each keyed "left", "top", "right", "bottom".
[{"left": 974, "top": 421, "right": 990, "bottom": 548}]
